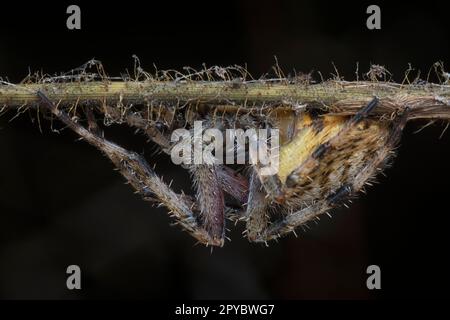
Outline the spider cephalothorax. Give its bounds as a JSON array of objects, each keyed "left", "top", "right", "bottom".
[{"left": 36, "top": 91, "right": 407, "bottom": 247}]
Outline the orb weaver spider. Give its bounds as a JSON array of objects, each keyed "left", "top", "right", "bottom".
[{"left": 36, "top": 89, "right": 408, "bottom": 247}]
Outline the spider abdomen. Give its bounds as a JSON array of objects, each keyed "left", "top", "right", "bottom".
[{"left": 277, "top": 114, "right": 393, "bottom": 209}]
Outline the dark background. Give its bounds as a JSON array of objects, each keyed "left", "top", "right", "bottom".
[{"left": 0, "top": 0, "right": 449, "bottom": 299}]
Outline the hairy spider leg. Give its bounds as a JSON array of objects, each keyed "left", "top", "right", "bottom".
[
  {"left": 102, "top": 105, "right": 248, "bottom": 203},
  {"left": 190, "top": 164, "right": 225, "bottom": 242},
  {"left": 37, "top": 91, "right": 225, "bottom": 246},
  {"left": 101, "top": 104, "right": 249, "bottom": 206},
  {"left": 101, "top": 102, "right": 250, "bottom": 238},
  {"left": 103, "top": 103, "right": 245, "bottom": 241},
  {"left": 244, "top": 171, "right": 270, "bottom": 241}
]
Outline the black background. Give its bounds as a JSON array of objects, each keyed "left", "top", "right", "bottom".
[{"left": 0, "top": 0, "right": 449, "bottom": 299}]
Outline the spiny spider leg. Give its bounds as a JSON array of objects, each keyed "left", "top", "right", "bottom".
[
  {"left": 98, "top": 105, "right": 247, "bottom": 234},
  {"left": 37, "top": 91, "right": 224, "bottom": 246},
  {"left": 252, "top": 108, "right": 409, "bottom": 242},
  {"left": 102, "top": 104, "right": 249, "bottom": 206},
  {"left": 191, "top": 164, "right": 225, "bottom": 242},
  {"left": 85, "top": 107, "right": 102, "bottom": 136},
  {"left": 101, "top": 104, "right": 172, "bottom": 152},
  {"left": 216, "top": 166, "right": 248, "bottom": 204},
  {"left": 352, "top": 108, "right": 409, "bottom": 191},
  {"left": 244, "top": 170, "right": 270, "bottom": 241}
]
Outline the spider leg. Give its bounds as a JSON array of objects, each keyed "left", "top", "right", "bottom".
[
  {"left": 102, "top": 104, "right": 249, "bottom": 205},
  {"left": 102, "top": 104, "right": 246, "bottom": 241},
  {"left": 101, "top": 104, "right": 172, "bottom": 152},
  {"left": 252, "top": 107, "right": 409, "bottom": 242},
  {"left": 216, "top": 165, "right": 249, "bottom": 204},
  {"left": 244, "top": 170, "right": 270, "bottom": 241},
  {"left": 191, "top": 164, "right": 226, "bottom": 242},
  {"left": 37, "top": 91, "right": 224, "bottom": 246}
]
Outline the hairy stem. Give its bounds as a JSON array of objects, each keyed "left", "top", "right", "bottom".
[{"left": 1, "top": 80, "right": 449, "bottom": 120}]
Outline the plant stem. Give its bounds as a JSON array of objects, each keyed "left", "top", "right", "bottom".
[{"left": 1, "top": 80, "right": 449, "bottom": 120}]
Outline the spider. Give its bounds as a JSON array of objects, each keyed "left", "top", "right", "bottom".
[{"left": 36, "top": 91, "right": 408, "bottom": 247}]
